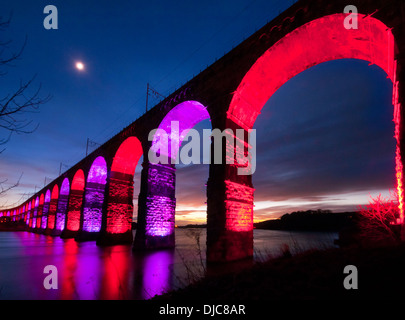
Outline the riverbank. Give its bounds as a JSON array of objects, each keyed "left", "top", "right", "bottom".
[
  {"left": 155, "top": 242, "right": 405, "bottom": 300},
  {"left": 0, "top": 220, "right": 27, "bottom": 231}
]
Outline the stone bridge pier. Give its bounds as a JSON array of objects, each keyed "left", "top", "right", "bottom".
[{"left": 134, "top": 161, "right": 177, "bottom": 250}]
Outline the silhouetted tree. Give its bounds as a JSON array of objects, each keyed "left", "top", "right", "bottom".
[
  {"left": 357, "top": 189, "right": 400, "bottom": 244},
  {"left": 0, "top": 15, "right": 50, "bottom": 203}
]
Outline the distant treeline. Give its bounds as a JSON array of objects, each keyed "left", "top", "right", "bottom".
[{"left": 254, "top": 210, "right": 356, "bottom": 232}]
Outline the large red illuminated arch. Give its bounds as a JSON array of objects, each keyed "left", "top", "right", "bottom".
[
  {"left": 229, "top": 14, "right": 395, "bottom": 128},
  {"left": 227, "top": 13, "right": 403, "bottom": 222}
]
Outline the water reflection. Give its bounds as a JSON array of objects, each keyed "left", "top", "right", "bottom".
[
  {"left": 0, "top": 229, "right": 337, "bottom": 300},
  {"left": 134, "top": 250, "right": 174, "bottom": 299},
  {"left": 99, "top": 245, "right": 131, "bottom": 300}
]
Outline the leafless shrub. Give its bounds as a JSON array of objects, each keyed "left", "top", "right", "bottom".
[{"left": 357, "top": 189, "right": 401, "bottom": 244}]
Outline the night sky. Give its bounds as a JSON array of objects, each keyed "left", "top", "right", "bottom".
[{"left": 0, "top": 0, "right": 396, "bottom": 224}]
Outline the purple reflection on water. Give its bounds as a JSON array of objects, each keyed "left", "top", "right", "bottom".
[
  {"left": 0, "top": 232, "right": 182, "bottom": 300},
  {"left": 0, "top": 229, "right": 325, "bottom": 300},
  {"left": 141, "top": 250, "right": 172, "bottom": 298}
]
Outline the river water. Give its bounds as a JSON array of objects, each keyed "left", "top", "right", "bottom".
[{"left": 0, "top": 229, "right": 337, "bottom": 300}]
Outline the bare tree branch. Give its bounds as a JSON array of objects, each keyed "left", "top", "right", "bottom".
[
  {"left": 0, "top": 15, "right": 50, "bottom": 202},
  {"left": 357, "top": 189, "right": 400, "bottom": 243}
]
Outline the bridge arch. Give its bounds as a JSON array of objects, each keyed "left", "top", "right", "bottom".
[
  {"left": 134, "top": 100, "right": 211, "bottom": 250},
  {"left": 31, "top": 196, "right": 39, "bottom": 229},
  {"left": 54, "top": 177, "right": 70, "bottom": 235},
  {"left": 35, "top": 193, "right": 45, "bottom": 231},
  {"left": 26, "top": 201, "right": 32, "bottom": 227},
  {"left": 207, "top": 13, "right": 400, "bottom": 261},
  {"left": 101, "top": 136, "right": 143, "bottom": 243},
  {"left": 62, "top": 169, "right": 85, "bottom": 238},
  {"left": 45, "top": 184, "right": 59, "bottom": 233},
  {"left": 41, "top": 189, "right": 51, "bottom": 230},
  {"left": 78, "top": 156, "right": 108, "bottom": 240}
]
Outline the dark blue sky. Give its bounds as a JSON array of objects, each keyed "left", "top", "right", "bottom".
[{"left": 0, "top": 0, "right": 396, "bottom": 223}]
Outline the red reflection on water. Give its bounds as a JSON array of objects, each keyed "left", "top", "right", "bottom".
[
  {"left": 99, "top": 245, "right": 131, "bottom": 299},
  {"left": 60, "top": 239, "right": 79, "bottom": 300}
]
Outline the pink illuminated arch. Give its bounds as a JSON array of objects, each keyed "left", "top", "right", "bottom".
[
  {"left": 71, "top": 169, "right": 85, "bottom": 191},
  {"left": 66, "top": 169, "right": 85, "bottom": 232},
  {"left": 51, "top": 184, "right": 59, "bottom": 199},
  {"left": 227, "top": 13, "right": 403, "bottom": 223},
  {"left": 39, "top": 194, "right": 45, "bottom": 205}
]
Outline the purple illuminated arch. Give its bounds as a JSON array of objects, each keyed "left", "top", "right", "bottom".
[
  {"left": 55, "top": 178, "right": 70, "bottom": 231},
  {"left": 88, "top": 156, "right": 107, "bottom": 185},
  {"left": 27, "top": 202, "right": 32, "bottom": 225},
  {"left": 32, "top": 196, "right": 39, "bottom": 228},
  {"left": 151, "top": 100, "right": 210, "bottom": 160},
  {"left": 61, "top": 178, "right": 70, "bottom": 195},
  {"left": 45, "top": 189, "right": 51, "bottom": 203},
  {"left": 41, "top": 189, "right": 51, "bottom": 229},
  {"left": 137, "top": 100, "right": 210, "bottom": 246},
  {"left": 82, "top": 156, "right": 108, "bottom": 233}
]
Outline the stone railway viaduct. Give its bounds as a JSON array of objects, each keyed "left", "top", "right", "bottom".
[{"left": 1, "top": 0, "right": 405, "bottom": 262}]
